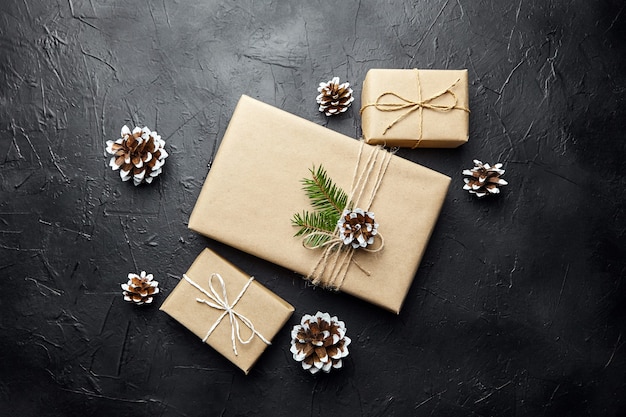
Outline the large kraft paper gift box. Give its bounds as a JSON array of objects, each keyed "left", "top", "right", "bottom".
[
  {"left": 361, "top": 69, "right": 470, "bottom": 148},
  {"left": 189, "top": 95, "right": 450, "bottom": 313},
  {"left": 160, "top": 248, "right": 294, "bottom": 374}
]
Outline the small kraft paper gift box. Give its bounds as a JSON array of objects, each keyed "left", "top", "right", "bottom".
[
  {"left": 360, "top": 69, "right": 470, "bottom": 148},
  {"left": 189, "top": 95, "right": 450, "bottom": 314},
  {"left": 160, "top": 248, "right": 294, "bottom": 374}
]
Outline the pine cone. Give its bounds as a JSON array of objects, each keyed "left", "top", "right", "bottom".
[
  {"left": 121, "top": 271, "right": 159, "bottom": 305},
  {"left": 316, "top": 77, "right": 355, "bottom": 116},
  {"left": 337, "top": 208, "right": 378, "bottom": 249},
  {"left": 463, "top": 159, "right": 508, "bottom": 197},
  {"left": 290, "top": 312, "right": 351, "bottom": 374},
  {"left": 106, "top": 125, "right": 169, "bottom": 186}
]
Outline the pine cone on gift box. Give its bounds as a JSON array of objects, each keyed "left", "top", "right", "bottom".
[
  {"left": 121, "top": 271, "right": 159, "bottom": 305},
  {"left": 337, "top": 208, "right": 379, "bottom": 249},
  {"left": 463, "top": 159, "right": 508, "bottom": 197},
  {"left": 106, "top": 125, "right": 169, "bottom": 186},
  {"left": 290, "top": 312, "right": 351, "bottom": 374},
  {"left": 316, "top": 77, "right": 355, "bottom": 116}
]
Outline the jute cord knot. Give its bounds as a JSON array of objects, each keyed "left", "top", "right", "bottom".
[
  {"left": 360, "top": 69, "right": 469, "bottom": 148},
  {"left": 183, "top": 273, "right": 271, "bottom": 356}
]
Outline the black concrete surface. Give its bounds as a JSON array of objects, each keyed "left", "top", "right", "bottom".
[{"left": 1, "top": 1, "right": 625, "bottom": 416}]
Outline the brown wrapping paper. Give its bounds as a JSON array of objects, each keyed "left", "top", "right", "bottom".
[
  {"left": 160, "top": 248, "right": 294, "bottom": 374},
  {"left": 189, "top": 95, "right": 450, "bottom": 313},
  {"left": 361, "top": 69, "right": 470, "bottom": 148}
]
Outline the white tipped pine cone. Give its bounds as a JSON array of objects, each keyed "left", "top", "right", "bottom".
[
  {"left": 463, "top": 159, "right": 508, "bottom": 197},
  {"left": 337, "top": 208, "right": 378, "bottom": 249},
  {"left": 106, "top": 125, "right": 169, "bottom": 186},
  {"left": 290, "top": 312, "right": 351, "bottom": 374},
  {"left": 121, "top": 271, "right": 159, "bottom": 305},
  {"left": 316, "top": 77, "right": 355, "bottom": 116}
]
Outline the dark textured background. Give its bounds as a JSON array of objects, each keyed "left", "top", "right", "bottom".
[{"left": 1, "top": 1, "right": 625, "bottom": 416}]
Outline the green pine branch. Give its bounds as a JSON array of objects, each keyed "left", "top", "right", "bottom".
[
  {"left": 301, "top": 165, "right": 348, "bottom": 218},
  {"left": 291, "top": 211, "right": 338, "bottom": 247},
  {"left": 292, "top": 165, "right": 349, "bottom": 247}
]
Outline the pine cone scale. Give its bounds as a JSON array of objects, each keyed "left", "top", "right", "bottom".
[
  {"left": 327, "top": 343, "right": 347, "bottom": 359},
  {"left": 326, "top": 345, "right": 338, "bottom": 358},
  {"left": 314, "top": 346, "right": 328, "bottom": 362},
  {"left": 300, "top": 342, "right": 314, "bottom": 357},
  {"left": 114, "top": 155, "right": 125, "bottom": 167},
  {"left": 131, "top": 154, "right": 142, "bottom": 166},
  {"left": 303, "top": 356, "right": 316, "bottom": 367}
]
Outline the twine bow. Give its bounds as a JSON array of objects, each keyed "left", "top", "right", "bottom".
[
  {"left": 303, "top": 228, "right": 385, "bottom": 288},
  {"left": 360, "top": 69, "right": 469, "bottom": 148},
  {"left": 183, "top": 273, "right": 271, "bottom": 356}
]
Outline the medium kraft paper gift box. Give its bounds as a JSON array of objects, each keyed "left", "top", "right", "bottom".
[
  {"left": 361, "top": 69, "right": 470, "bottom": 148},
  {"left": 189, "top": 95, "right": 450, "bottom": 314},
  {"left": 160, "top": 248, "right": 295, "bottom": 374}
]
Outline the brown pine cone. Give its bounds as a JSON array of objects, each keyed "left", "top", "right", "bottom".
[
  {"left": 290, "top": 312, "right": 351, "bottom": 374},
  {"left": 121, "top": 271, "right": 159, "bottom": 305},
  {"left": 337, "top": 208, "right": 378, "bottom": 249},
  {"left": 316, "top": 77, "right": 355, "bottom": 116},
  {"left": 463, "top": 159, "right": 508, "bottom": 197},
  {"left": 106, "top": 125, "right": 169, "bottom": 186}
]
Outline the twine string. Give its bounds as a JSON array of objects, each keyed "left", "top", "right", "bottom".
[
  {"left": 303, "top": 141, "right": 392, "bottom": 289},
  {"left": 183, "top": 273, "right": 271, "bottom": 356},
  {"left": 346, "top": 141, "right": 376, "bottom": 209},
  {"left": 360, "top": 69, "right": 469, "bottom": 148}
]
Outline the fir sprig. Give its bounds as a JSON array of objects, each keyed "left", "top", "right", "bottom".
[
  {"left": 292, "top": 211, "right": 338, "bottom": 248},
  {"left": 292, "top": 165, "right": 349, "bottom": 247},
  {"left": 302, "top": 165, "right": 348, "bottom": 217}
]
